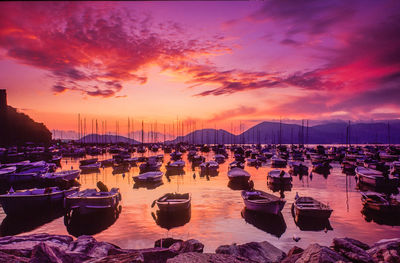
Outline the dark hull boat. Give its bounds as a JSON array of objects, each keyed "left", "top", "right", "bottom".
[
  {"left": 292, "top": 196, "right": 333, "bottom": 221},
  {"left": 0, "top": 186, "right": 79, "bottom": 216},
  {"left": 227, "top": 168, "right": 251, "bottom": 183}
]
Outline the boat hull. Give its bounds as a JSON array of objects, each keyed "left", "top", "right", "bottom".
[{"left": 0, "top": 187, "right": 79, "bottom": 216}]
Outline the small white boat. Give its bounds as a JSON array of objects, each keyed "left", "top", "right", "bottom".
[
  {"left": 267, "top": 169, "right": 292, "bottom": 185},
  {"left": 292, "top": 196, "right": 333, "bottom": 220},
  {"left": 241, "top": 190, "right": 285, "bottom": 215},
  {"left": 0, "top": 186, "right": 79, "bottom": 216},
  {"left": 64, "top": 188, "right": 121, "bottom": 215},
  {"left": 355, "top": 166, "right": 399, "bottom": 187},
  {"left": 133, "top": 171, "right": 163, "bottom": 183},
  {"left": 42, "top": 170, "right": 80, "bottom": 181},
  {"left": 154, "top": 193, "right": 191, "bottom": 212},
  {"left": 227, "top": 168, "right": 251, "bottom": 183}
]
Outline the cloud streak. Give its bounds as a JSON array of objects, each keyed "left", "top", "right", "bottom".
[{"left": 0, "top": 2, "right": 227, "bottom": 98}]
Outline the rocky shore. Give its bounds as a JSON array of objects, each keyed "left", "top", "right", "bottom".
[{"left": 0, "top": 233, "right": 398, "bottom": 262}]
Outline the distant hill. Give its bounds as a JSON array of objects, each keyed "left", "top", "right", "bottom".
[
  {"left": 77, "top": 134, "right": 141, "bottom": 144},
  {"left": 167, "top": 121, "right": 400, "bottom": 144},
  {"left": 1, "top": 106, "right": 52, "bottom": 146}
]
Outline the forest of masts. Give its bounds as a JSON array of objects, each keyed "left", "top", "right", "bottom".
[{"left": 69, "top": 114, "right": 318, "bottom": 146}]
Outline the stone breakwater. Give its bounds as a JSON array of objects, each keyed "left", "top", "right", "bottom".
[{"left": 0, "top": 233, "right": 398, "bottom": 262}]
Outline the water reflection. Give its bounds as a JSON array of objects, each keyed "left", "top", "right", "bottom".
[
  {"left": 133, "top": 181, "right": 164, "bottom": 190},
  {"left": 151, "top": 208, "right": 191, "bottom": 230},
  {"left": 227, "top": 180, "right": 251, "bottom": 191},
  {"left": 356, "top": 182, "right": 399, "bottom": 195},
  {"left": 65, "top": 208, "right": 121, "bottom": 237},
  {"left": 241, "top": 208, "right": 286, "bottom": 238},
  {"left": 291, "top": 207, "right": 333, "bottom": 232},
  {"left": 361, "top": 207, "right": 400, "bottom": 226},
  {"left": 0, "top": 209, "right": 64, "bottom": 236}
]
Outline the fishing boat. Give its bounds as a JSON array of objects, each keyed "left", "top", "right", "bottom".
[
  {"left": 139, "top": 160, "right": 162, "bottom": 174},
  {"left": 267, "top": 169, "right": 292, "bottom": 185},
  {"left": 64, "top": 187, "right": 122, "bottom": 216},
  {"left": 133, "top": 171, "right": 163, "bottom": 183},
  {"left": 312, "top": 161, "right": 332, "bottom": 174},
  {"left": 80, "top": 162, "right": 101, "bottom": 171},
  {"left": 0, "top": 186, "right": 79, "bottom": 216},
  {"left": 292, "top": 195, "right": 333, "bottom": 221},
  {"left": 199, "top": 161, "right": 219, "bottom": 174},
  {"left": 214, "top": 154, "right": 226, "bottom": 164},
  {"left": 229, "top": 161, "right": 245, "bottom": 169},
  {"left": 360, "top": 192, "right": 400, "bottom": 214},
  {"left": 227, "top": 168, "right": 251, "bottom": 183},
  {"left": 289, "top": 161, "right": 308, "bottom": 175},
  {"left": 154, "top": 193, "right": 191, "bottom": 212},
  {"left": 271, "top": 155, "right": 287, "bottom": 167},
  {"left": 42, "top": 170, "right": 80, "bottom": 181},
  {"left": 356, "top": 166, "right": 399, "bottom": 188},
  {"left": 166, "top": 160, "right": 185, "bottom": 171},
  {"left": 79, "top": 158, "right": 98, "bottom": 166},
  {"left": 241, "top": 190, "right": 285, "bottom": 214}
]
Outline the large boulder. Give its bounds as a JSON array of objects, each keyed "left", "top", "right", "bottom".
[
  {"left": 367, "top": 238, "right": 400, "bottom": 263},
  {"left": 0, "top": 251, "right": 29, "bottom": 263},
  {"left": 0, "top": 234, "right": 72, "bottom": 258},
  {"left": 166, "top": 252, "right": 254, "bottom": 263},
  {"left": 83, "top": 252, "right": 144, "bottom": 263},
  {"left": 155, "top": 238, "right": 183, "bottom": 249},
  {"left": 332, "top": 238, "right": 373, "bottom": 263},
  {"left": 30, "top": 242, "right": 90, "bottom": 263},
  {"left": 169, "top": 239, "right": 204, "bottom": 253},
  {"left": 67, "top": 235, "right": 120, "bottom": 258},
  {"left": 216, "top": 241, "right": 286, "bottom": 263},
  {"left": 283, "top": 243, "right": 348, "bottom": 263}
]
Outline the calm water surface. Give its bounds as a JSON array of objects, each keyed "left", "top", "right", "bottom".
[{"left": 1, "top": 151, "right": 399, "bottom": 252}]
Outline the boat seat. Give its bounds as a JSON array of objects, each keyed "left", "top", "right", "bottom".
[{"left": 165, "top": 199, "right": 185, "bottom": 202}]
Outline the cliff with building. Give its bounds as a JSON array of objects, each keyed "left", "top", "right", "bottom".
[{"left": 0, "top": 89, "right": 51, "bottom": 146}]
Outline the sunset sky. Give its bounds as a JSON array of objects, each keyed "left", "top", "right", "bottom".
[{"left": 1, "top": 1, "right": 399, "bottom": 134}]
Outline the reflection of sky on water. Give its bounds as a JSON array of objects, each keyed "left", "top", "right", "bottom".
[{"left": 0, "top": 151, "right": 399, "bottom": 252}]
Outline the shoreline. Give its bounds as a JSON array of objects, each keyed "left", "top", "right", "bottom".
[{"left": 0, "top": 233, "right": 398, "bottom": 262}]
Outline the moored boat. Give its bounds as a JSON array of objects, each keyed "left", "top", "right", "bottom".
[
  {"left": 361, "top": 191, "right": 400, "bottom": 214},
  {"left": 64, "top": 187, "right": 122, "bottom": 216},
  {"left": 241, "top": 190, "right": 285, "bottom": 215},
  {"left": 267, "top": 169, "right": 292, "bottom": 185},
  {"left": 0, "top": 186, "right": 79, "bottom": 216},
  {"left": 227, "top": 168, "right": 251, "bottom": 183},
  {"left": 292, "top": 195, "right": 333, "bottom": 221},
  {"left": 42, "top": 170, "right": 80, "bottom": 181},
  {"left": 154, "top": 193, "right": 191, "bottom": 212},
  {"left": 133, "top": 171, "right": 163, "bottom": 183},
  {"left": 356, "top": 166, "right": 399, "bottom": 188}
]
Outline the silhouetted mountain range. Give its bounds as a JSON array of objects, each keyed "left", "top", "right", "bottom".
[{"left": 76, "top": 120, "right": 400, "bottom": 145}]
